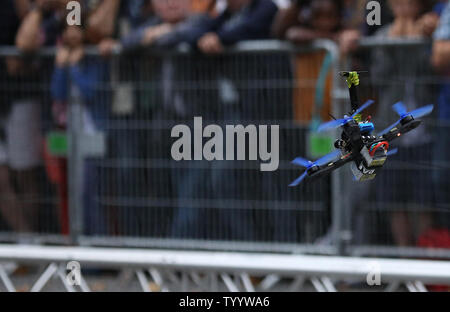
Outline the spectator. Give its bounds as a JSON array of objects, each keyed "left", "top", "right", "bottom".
[
  {"left": 273, "top": 0, "right": 361, "bottom": 55},
  {"left": 46, "top": 0, "right": 131, "bottom": 236},
  {"left": 0, "top": 0, "right": 34, "bottom": 233},
  {"left": 50, "top": 11, "right": 112, "bottom": 234},
  {"left": 273, "top": 0, "right": 359, "bottom": 126},
  {"left": 12, "top": 0, "right": 108, "bottom": 235},
  {"left": 192, "top": 0, "right": 217, "bottom": 14},
  {"left": 119, "top": 0, "right": 154, "bottom": 30},
  {"left": 99, "top": 0, "right": 211, "bottom": 54},
  {"left": 273, "top": 5, "right": 343, "bottom": 249},
  {"left": 370, "top": 0, "right": 437, "bottom": 247},
  {"left": 431, "top": 0, "right": 450, "bottom": 228},
  {"left": 52, "top": 24, "right": 109, "bottom": 129},
  {"left": 194, "top": 0, "right": 278, "bottom": 54},
  {"left": 433, "top": 0, "right": 449, "bottom": 15},
  {"left": 96, "top": 0, "right": 215, "bottom": 237},
  {"left": 167, "top": 0, "right": 282, "bottom": 241},
  {"left": 342, "top": 0, "right": 366, "bottom": 30},
  {"left": 284, "top": 0, "right": 344, "bottom": 42},
  {"left": 84, "top": 0, "right": 122, "bottom": 44},
  {"left": 15, "top": 0, "right": 69, "bottom": 52},
  {"left": 3, "top": 0, "right": 68, "bottom": 233}
]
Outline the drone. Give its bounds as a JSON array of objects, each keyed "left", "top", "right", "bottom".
[{"left": 289, "top": 71, "right": 434, "bottom": 186}]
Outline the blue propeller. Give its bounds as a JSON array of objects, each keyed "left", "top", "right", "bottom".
[
  {"left": 289, "top": 150, "right": 341, "bottom": 187},
  {"left": 317, "top": 100, "right": 375, "bottom": 132},
  {"left": 379, "top": 102, "right": 434, "bottom": 136},
  {"left": 387, "top": 148, "right": 398, "bottom": 156}
]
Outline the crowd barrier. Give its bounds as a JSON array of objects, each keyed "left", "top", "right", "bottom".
[{"left": 0, "top": 39, "right": 448, "bottom": 259}]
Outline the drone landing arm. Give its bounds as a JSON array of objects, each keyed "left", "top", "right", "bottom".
[
  {"left": 382, "top": 119, "right": 422, "bottom": 143},
  {"left": 307, "top": 152, "right": 356, "bottom": 181}
]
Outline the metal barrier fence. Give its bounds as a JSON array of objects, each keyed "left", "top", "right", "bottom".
[
  {"left": 75, "top": 40, "right": 340, "bottom": 254},
  {"left": 0, "top": 39, "right": 448, "bottom": 259}
]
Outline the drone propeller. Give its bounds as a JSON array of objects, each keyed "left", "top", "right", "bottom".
[
  {"left": 317, "top": 100, "right": 375, "bottom": 132},
  {"left": 387, "top": 148, "right": 398, "bottom": 156},
  {"left": 289, "top": 150, "right": 341, "bottom": 186},
  {"left": 379, "top": 102, "right": 434, "bottom": 136},
  {"left": 393, "top": 102, "right": 434, "bottom": 120}
]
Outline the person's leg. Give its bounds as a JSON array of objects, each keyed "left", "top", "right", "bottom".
[
  {"left": 12, "top": 168, "right": 41, "bottom": 230},
  {"left": 389, "top": 144, "right": 434, "bottom": 246},
  {"left": 171, "top": 166, "right": 208, "bottom": 239},
  {"left": 108, "top": 125, "right": 143, "bottom": 236},
  {"left": 210, "top": 138, "right": 256, "bottom": 241},
  {"left": 416, "top": 212, "right": 433, "bottom": 238},
  {"left": 0, "top": 165, "right": 31, "bottom": 232},
  {"left": 6, "top": 100, "right": 42, "bottom": 231},
  {"left": 412, "top": 143, "right": 435, "bottom": 242},
  {"left": 433, "top": 121, "right": 450, "bottom": 229},
  {"left": 390, "top": 210, "right": 412, "bottom": 246},
  {"left": 83, "top": 158, "right": 108, "bottom": 236}
]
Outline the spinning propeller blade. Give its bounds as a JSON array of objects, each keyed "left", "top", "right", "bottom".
[
  {"left": 317, "top": 119, "right": 348, "bottom": 132},
  {"left": 289, "top": 172, "right": 308, "bottom": 187},
  {"left": 289, "top": 150, "right": 341, "bottom": 186},
  {"left": 387, "top": 148, "right": 398, "bottom": 156},
  {"left": 352, "top": 100, "right": 375, "bottom": 117},
  {"left": 379, "top": 102, "right": 434, "bottom": 136},
  {"left": 410, "top": 105, "right": 434, "bottom": 119},
  {"left": 292, "top": 157, "right": 312, "bottom": 168},
  {"left": 317, "top": 100, "right": 375, "bottom": 132},
  {"left": 393, "top": 102, "right": 408, "bottom": 117}
]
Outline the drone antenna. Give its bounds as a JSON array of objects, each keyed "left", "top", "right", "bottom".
[
  {"left": 328, "top": 113, "right": 337, "bottom": 120},
  {"left": 340, "top": 71, "right": 362, "bottom": 113}
]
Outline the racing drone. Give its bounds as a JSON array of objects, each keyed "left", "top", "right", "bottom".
[{"left": 289, "top": 71, "right": 434, "bottom": 186}]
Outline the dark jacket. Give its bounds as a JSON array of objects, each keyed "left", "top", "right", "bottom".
[
  {"left": 120, "top": 14, "right": 211, "bottom": 51},
  {"left": 189, "top": 0, "right": 278, "bottom": 45},
  {"left": 51, "top": 57, "right": 110, "bottom": 130}
]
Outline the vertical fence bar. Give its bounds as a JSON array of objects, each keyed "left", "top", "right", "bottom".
[
  {"left": 317, "top": 40, "right": 347, "bottom": 255},
  {"left": 67, "top": 94, "right": 85, "bottom": 244}
]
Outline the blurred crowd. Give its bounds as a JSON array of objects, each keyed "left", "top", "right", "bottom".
[{"left": 0, "top": 0, "right": 449, "bottom": 249}]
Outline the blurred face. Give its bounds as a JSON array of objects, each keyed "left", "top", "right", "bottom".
[
  {"left": 389, "top": 0, "right": 422, "bottom": 19},
  {"left": 152, "top": 0, "right": 191, "bottom": 23},
  {"left": 226, "top": 0, "right": 251, "bottom": 12},
  {"left": 310, "top": 0, "right": 340, "bottom": 32},
  {"left": 63, "top": 26, "right": 84, "bottom": 49}
]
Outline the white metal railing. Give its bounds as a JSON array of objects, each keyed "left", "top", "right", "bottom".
[{"left": 0, "top": 245, "right": 449, "bottom": 292}]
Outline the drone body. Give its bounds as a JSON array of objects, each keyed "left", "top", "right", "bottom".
[{"left": 290, "top": 71, "right": 434, "bottom": 186}]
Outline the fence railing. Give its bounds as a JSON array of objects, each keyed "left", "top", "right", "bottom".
[{"left": 0, "top": 39, "right": 448, "bottom": 259}]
